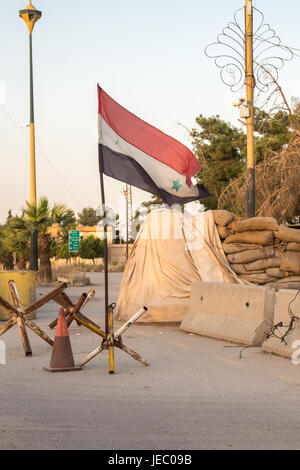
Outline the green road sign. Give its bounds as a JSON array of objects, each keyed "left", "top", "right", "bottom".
[{"left": 69, "top": 230, "right": 80, "bottom": 253}]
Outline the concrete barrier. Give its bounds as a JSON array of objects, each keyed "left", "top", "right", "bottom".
[
  {"left": 263, "top": 289, "right": 300, "bottom": 359},
  {"left": 108, "top": 244, "right": 133, "bottom": 266},
  {"left": 50, "top": 257, "right": 104, "bottom": 267},
  {"left": 180, "top": 282, "right": 276, "bottom": 345},
  {"left": 0, "top": 271, "right": 36, "bottom": 321}
]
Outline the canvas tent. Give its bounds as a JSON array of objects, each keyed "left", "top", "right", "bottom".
[{"left": 116, "top": 208, "right": 244, "bottom": 323}]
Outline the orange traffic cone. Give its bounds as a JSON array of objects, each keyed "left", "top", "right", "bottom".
[{"left": 44, "top": 308, "right": 81, "bottom": 373}]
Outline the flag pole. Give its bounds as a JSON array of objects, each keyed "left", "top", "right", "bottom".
[{"left": 98, "top": 145, "right": 109, "bottom": 336}]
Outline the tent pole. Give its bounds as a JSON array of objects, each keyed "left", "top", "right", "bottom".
[{"left": 98, "top": 145, "right": 109, "bottom": 336}]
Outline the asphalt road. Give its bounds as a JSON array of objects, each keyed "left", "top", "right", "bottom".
[{"left": 0, "top": 272, "right": 300, "bottom": 450}]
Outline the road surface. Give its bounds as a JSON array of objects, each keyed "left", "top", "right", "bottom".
[{"left": 0, "top": 273, "right": 299, "bottom": 450}]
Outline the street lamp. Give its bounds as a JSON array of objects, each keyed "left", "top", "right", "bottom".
[
  {"left": 19, "top": 1, "right": 42, "bottom": 271},
  {"left": 205, "top": 1, "right": 294, "bottom": 218}
]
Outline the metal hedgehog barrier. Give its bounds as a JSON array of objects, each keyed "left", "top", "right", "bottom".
[
  {"left": 78, "top": 304, "right": 149, "bottom": 373},
  {"left": 0, "top": 282, "right": 68, "bottom": 355},
  {"left": 51, "top": 296, "right": 149, "bottom": 373},
  {"left": 0, "top": 279, "right": 149, "bottom": 374}
]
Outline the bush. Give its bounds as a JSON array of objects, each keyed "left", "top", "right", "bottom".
[{"left": 78, "top": 236, "right": 104, "bottom": 263}]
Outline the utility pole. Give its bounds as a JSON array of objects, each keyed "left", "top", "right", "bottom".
[
  {"left": 19, "top": 1, "right": 42, "bottom": 270},
  {"left": 206, "top": 1, "right": 292, "bottom": 217},
  {"left": 245, "top": 0, "right": 255, "bottom": 218},
  {"left": 123, "top": 184, "right": 133, "bottom": 260}
]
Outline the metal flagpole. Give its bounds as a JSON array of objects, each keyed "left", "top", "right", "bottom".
[
  {"left": 95, "top": 85, "right": 149, "bottom": 374},
  {"left": 98, "top": 145, "right": 109, "bottom": 336}
]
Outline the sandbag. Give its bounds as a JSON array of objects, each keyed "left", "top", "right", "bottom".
[
  {"left": 280, "top": 252, "right": 300, "bottom": 275},
  {"left": 239, "top": 273, "right": 276, "bottom": 284},
  {"left": 224, "top": 230, "right": 274, "bottom": 246},
  {"left": 217, "top": 225, "right": 232, "bottom": 239},
  {"left": 266, "top": 268, "right": 288, "bottom": 279},
  {"left": 277, "top": 275, "right": 300, "bottom": 283},
  {"left": 230, "top": 264, "right": 265, "bottom": 275},
  {"left": 212, "top": 210, "right": 234, "bottom": 226},
  {"left": 244, "top": 257, "right": 280, "bottom": 271},
  {"left": 265, "top": 282, "right": 300, "bottom": 290},
  {"left": 222, "top": 243, "right": 264, "bottom": 254},
  {"left": 274, "top": 226, "right": 300, "bottom": 244},
  {"left": 231, "top": 217, "right": 279, "bottom": 233},
  {"left": 286, "top": 243, "right": 300, "bottom": 252},
  {"left": 226, "top": 246, "right": 275, "bottom": 264}
]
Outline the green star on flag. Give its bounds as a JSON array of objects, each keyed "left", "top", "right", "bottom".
[{"left": 172, "top": 179, "right": 182, "bottom": 192}]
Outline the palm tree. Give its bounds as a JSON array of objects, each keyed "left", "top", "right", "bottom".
[
  {"left": 10, "top": 197, "right": 70, "bottom": 283},
  {"left": 5, "top": 224, "right": 29, "bottom": 269}
]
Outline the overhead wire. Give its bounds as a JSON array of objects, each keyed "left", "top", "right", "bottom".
[
  {"left": 0, "top": 103, "right": 91, "bottom": 208},
  {"left": 35, "top": 138, "right": 88, "bottom": 207},
  {"left": 0, "top": 125, "right": 28, "bottom": 132},
  {"left": 0, "top": 104, "right": 29, "bottom": 204},
  {"left": 0, "top": 104, "right": 28, "bottom": 129}
]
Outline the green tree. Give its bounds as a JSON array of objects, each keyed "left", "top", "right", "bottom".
[
  {"left": 254, "top": 109, "right": 291, "bottom": 163},
  {"left": 191, "top": 115, "right": 246, "bottom": 210},
  {"left": 78, "top": 236, "right": 104, "bottom": 263},
  {"left": 9, "top": 198, "right": 70, "bottom": 283},
  {"left": 56, "top": 242, "right": 70, "bottom": 261},
  {"left": 56, "top": 209, "right": 77, "bottom": 248},
  {"left": 132, "top": 195, "right": 163, "bottom": 235},
  {"left": 0, "top": 211, "right": 29, "bottom": 270},
  {"left": 5, "top": 224, "right": 29, "bottom": 269},
  {"left": 191, "top": 110, "right": 293, "bottom": 210},
  {"left": 49, "top": 238, "right": 58, "bottom": 259},
  {"left": 0, "top": 224, "right": 14, "bottom": 270},
  {"left": 78, "top": 207, "right": 102, "bottom": 226}
]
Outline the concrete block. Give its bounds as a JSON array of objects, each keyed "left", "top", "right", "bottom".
[
  {"left": 181, "top": 282, "right": 276, "bottom": 345},
  {"left": 108, "top": 244, "right": 133, "bottom": 266},
  {"left": 263, "top": 289, "right": 300, "bottom": 359},
  {"left": 0, "top": 271, "right": 36, "bottom": 320},
  {"left": 57, "top": 274, "right": 90, "bottom": 287}
]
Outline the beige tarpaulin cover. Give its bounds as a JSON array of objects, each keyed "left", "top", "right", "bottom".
[{"left": 116, "top": 208, "right": 244, "bottom": 322}]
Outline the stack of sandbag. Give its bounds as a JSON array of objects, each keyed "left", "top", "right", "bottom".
[{"left": 212, "top": 210, "right": 300, "bottom": 290}]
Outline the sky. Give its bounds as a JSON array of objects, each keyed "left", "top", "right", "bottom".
[{"left": 0, "top": 0, "right": 299, "bottom": 224}]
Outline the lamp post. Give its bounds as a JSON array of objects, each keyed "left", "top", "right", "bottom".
[
  {"left": 205, "top": 2, "right": 294, "bottom": 218},
  {"left": 245, "top": 0, "right": 255, "bottom": 218},
  {"left": 19, "top": 1, "right": 42, "bottom": 271}
]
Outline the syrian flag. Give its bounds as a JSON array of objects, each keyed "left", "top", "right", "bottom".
[{"left": 98, "top": 85, "right": 210, "bottom": 206}]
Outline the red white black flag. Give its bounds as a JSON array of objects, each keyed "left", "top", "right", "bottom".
[{"left": 98, "top": 85, "right": 210, "bottom": 205}]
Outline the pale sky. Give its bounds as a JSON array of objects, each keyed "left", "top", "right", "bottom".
[{"left": 0, "top": 0, "right": 299, "bottom": 223}]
